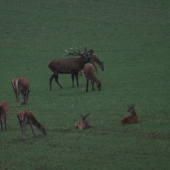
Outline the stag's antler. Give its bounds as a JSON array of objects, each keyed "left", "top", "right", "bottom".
[{"left": 65, "top": 47, "right": 95, "bottom": 58}]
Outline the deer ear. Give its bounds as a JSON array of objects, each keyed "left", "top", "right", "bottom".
[
  {"left": 100, "top": 79, "right": 103, "bottom": 81},
  {"left": 80, "top": 115, "right": 83, "bottom": 117},
  {"left": 87, "top": 114, "right": 90, "bottom": 117},
  {"left": 132, "top": 104, "right": 134, "bottom": 107}
]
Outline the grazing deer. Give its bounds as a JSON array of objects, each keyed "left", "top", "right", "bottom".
[
  {"left": 83, "top": 63, "right": 102, "bottom": 92},
  {"left": 0, "top": 101, "right": 10, "bottom": 131},
  {"left": 48, "top": 47, "right": 95, "bottom": 90},
  {"left": 77, "top": 54, "right": 104, "bottom": 77},
  {"left": 17, "top": 110, "right": 46, "bottom": 140},
  {"left": 11, "top": 77, "right": 30, "bottom": 107},
  {"left": 75, "top": 114, "right": 92, "bottom": 130},
  {"left": 120, "top": 104, "right": 140, "bottom": 125}
]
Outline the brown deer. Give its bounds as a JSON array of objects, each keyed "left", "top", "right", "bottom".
[
  {"left": 48, "top": 47, "right": 95, "bottom": 90},
  {"left": 0, "top": 101, "right": 10, "bottom": 131},
  {"left": 77, "top": 54, "right": 104, "bottom": 77},
  {"left": 11, "top": 77, "right": 30, "bottom": 107},
  {"left": 83, "top": 63, "right": 102, "bottom": 92},
  {"left": 17, "top": 110, "right": 46, "bottom": 140},
  {"left": 120, "top": 104, "right": 140, "bottom": 125},
  {"left": 75, "top": 114, "right": 92, "bottom": 130}
]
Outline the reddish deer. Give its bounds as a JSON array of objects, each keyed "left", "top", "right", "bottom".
[
  {"left": 48, "top": 47, "right": 95, "bottom": 90},
  {"left": 75, "top": 114, "right": 92, "bottom": 130},
  {"left": 0, "top": 101, "right": 10, "bottom": 131},
  {"left": 77, "top": 54, "right": 104, "bottom": 77},
  {"left": 17, "top": 110, "right": 46, "bottom": 140},
  {"left": 11, "top": 77, "right": 30, "bottom": 107},
  {"left": 120, "top": 104, "right": 140, "bottom": 125},
  {"left": 83, "top": 63, "right": 102, "bottom": 92}
]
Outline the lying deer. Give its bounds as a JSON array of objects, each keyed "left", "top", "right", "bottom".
[
  {"left": 120, "top": 104, "right": 140, "bottom": 125},
  {"left": 75, "top": 114, "right": 92, "bottom": 130},
  {"left": 0, "top": 101, "right": 10, "bottom": 131},
  {"left": 83, "top": 63, "right": 102, "bottom": 92},
  {"left": 11, "top": 77, "right": 30, "bottom": 107},
  {"left": 48, "top": 47, "right": 95, "bottom": 90},
  {"left": 17, "top": 110, "right": 46, "bottom": 140}
]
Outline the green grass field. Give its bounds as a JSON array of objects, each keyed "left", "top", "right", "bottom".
[{"left": 0, "top": 0, "right": 170, "bottom": 169}]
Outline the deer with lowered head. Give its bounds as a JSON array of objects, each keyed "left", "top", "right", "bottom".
[
  {"left": 11, "top": 77, "right": 30, "bottom": 107},
  {"left": 0, "top": 101, "right": 10, "bottom": 132},
  {"left": 48, "top": 47, "right": 95, "bottom": 90},
  {"left": 17, "top": 110, "right": 46, "bottom": 140},
  {"left": 120, "top": 104, "right": 140, "bottom": 125},
  {"left": 83, "top": 63, "right": 102, "bottom": 92},
  {"left": 77, "top": 54, "right": 104, "bottom": 77},
  {"left": 75, "top": 114, "right": 92, "bottom": 130}
]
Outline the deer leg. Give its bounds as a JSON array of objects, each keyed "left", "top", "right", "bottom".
[
  {"left": 22, "top": 116, "right": 27, "bottom": 140},
  {"left": 4, "top": 116, "right": 7, "bottom": 131},
  {"left": 75, "top": 72, "right": 79, "bottom": 87},
  {"left": 11, "top": 82, "right": 17, "bottom": 96},
  {"left": 91, "top": 80, "right": 95, "bottom": 91},
  {"left": 0, "top": 118, "right": 3, "bottom": 132},
  {"left": 55, "top": 74, "right": 63, "bottom": 89},
  {"left": 49, "top": 74, "right": 55, "bottom": 90},
  {"left": 21, "top": 93, "right": 25, "bottom": 105},
  {"left": 16, "top": 90, "right": 21, "bottom": 107},
  {"left": 17, "top": 115, "right": 23, "bottom": 133},
  {"left": 71, "top": 73, "right": 74, "bottom": 88},
  {"left": 29, "top": 123, "right": 36, "bottom": 137},
  {"left": 86, "top": 79, "right": 89, "bottom": 92}
]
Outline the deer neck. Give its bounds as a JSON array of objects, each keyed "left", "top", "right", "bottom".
[
  {"left": 131, "top": 110, "right": 136, "bottom": 116},
  {"left": 33, "top": 119, "right": 42, "bottom": 129}
]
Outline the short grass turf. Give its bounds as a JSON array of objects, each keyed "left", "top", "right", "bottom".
[{"left": 0, "top": 0, "right": 170, "bottom": 169}]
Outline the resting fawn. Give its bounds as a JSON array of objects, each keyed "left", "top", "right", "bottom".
[
  {"left": 75, "top": 114, "right": 92, "bottom": 130},
  {"left": 120, "top": 104, "right": 140, "bottom": 125}
]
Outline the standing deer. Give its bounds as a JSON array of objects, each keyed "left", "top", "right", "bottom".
[
  {"left": 11, "top": 77, "right": 30, "bottom": 107},
  {"left": 120, "top": 104, "right": 140, "bottom": 125},
  {"left": 75, "top": 114, "right": 92, "bottom": 130},
  {"left": 0, "top": 101, "right": 10, "bottom": 131},
  {"left": 83, "top": 63, "right": 102, "bottom": 92},
  {"left": 17, "top": 110, "right": 46, "bottom": 140},
  {"left": 48, "top": 47, "right": 95, "bottom": 90},
  {"left": 77, "top": 54, "right": 104, "bottom": 77}
]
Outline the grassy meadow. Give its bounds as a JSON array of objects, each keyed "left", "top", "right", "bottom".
[{"left": 0, "top": 0, "right": 170, "bottom": 169}]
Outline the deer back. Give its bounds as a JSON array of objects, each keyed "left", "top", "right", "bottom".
[{"left": 0, "top": 102, "right": 9, "bottom": 116}]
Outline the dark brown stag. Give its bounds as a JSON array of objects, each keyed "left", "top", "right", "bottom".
[{"left": 48, "top": 47, "right": 95, "bottom": 90}]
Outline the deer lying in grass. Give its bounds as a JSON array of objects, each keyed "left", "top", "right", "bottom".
[
  {"left": 17, "top": 110, "right": 46, "bottom": 140},
  {"left": 11, "top": 77, "right": 30, "bottom": 107},
  {"left": 120, "top": 104, "right": 140, "bottom": 125},
  {"left": 0, "top": 101, "right": 10, "bottom": 131},
  {"left": 48, "top": 47, "right": 95, "bottom": 90},
  {"left": 75, "top": 114, "right": 92, "bottom": 130},
  {"left": 77, "top": 54, "right": 104, "bottom": 77},
  {"left": 83, "top": 63, "right": 102, "bottom": 92}
]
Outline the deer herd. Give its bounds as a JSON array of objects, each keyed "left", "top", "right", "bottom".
[{"left": 0, "top": 47, "right": 140, "bottom": 140}]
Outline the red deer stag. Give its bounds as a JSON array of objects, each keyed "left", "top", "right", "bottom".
[
  {"left": 11, "top": 77, "right": 30, "bottom": 107},
  {"left": 48, "top": 47, "right": 95, "bottom": 90},
  {"left": 17, "top": 110, "right": 46, "bottom": 140},
  {"left": 83, "top": 63, "right": 102, "bottom": 92},
  {"left": 120, "top": 104, "right": 140, "bottom": 125},
  {"left": 77, "top": 54, "right": 104, "bottom": 77},
  {"left": 0, "top": 101, "right": 10, "bottom": 131},
  {"left": 75, "top": 114, "right": 92, "bottom": 130}
]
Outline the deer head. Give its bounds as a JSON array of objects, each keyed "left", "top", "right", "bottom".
[
  {"left": 127, "top": 104, "right": 136, "bottom": 115},
  {"left": 80, "top": 114, "right": 90, "bottom": 123}
]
